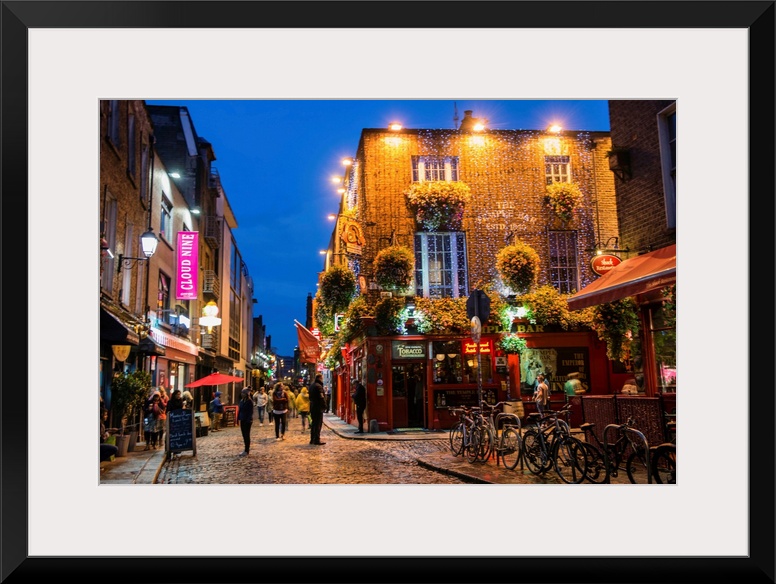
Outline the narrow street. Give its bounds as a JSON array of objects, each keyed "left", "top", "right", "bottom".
[{"left": 157, "top": 418, "right": 467, "bottom": 484}]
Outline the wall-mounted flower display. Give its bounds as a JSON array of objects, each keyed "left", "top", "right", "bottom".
[
  {"left": 373, "top": 245, "right": 414, "bottom": 291},
  {"left": 405, "top": 181, "right": 472, "bottom": 231},
  {"left": 544, "top": 181, "right": 583, "bottom": 222},
  {"left": 495, "top": 241, "right": 540, "bottom": 294}
]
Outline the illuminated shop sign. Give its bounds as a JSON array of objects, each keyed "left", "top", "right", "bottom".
[{"left": 391, "top": 341, "right": 426, "bottom": 360}]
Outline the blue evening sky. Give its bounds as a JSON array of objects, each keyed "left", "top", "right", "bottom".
[{"left": 145, "top": 99, "right": 611, "bottom": 355}]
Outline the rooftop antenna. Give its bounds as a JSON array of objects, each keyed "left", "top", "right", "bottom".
[{"left": 453, "top": 101, "right": 459, "bottom": 129}]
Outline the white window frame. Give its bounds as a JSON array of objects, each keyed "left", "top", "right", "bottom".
[
  {"left": 414, "top": 232, "right": 468, "bottom": 299},
  {"left": 657, "top": 103, "right": 676, "bottom": 229},
  {"left": 160, "top": 192, "right": 173, "bottom": 242},
  {"left": 412, "top": 156, "right": 459, "bottom": 182},
  {"left": 548, "top": 230, "right": 580, "bottom": 294},
  {"left": 545, "top": 155, "right": 571, "bottom": 184}
]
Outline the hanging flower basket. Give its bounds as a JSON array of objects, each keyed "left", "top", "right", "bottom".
[
  {"left": 544, "top": 181, "right": 583, "bottom": 223},
  {"left": 405, "top": 181, "right": 472, "bottom": 231},
  {"left": 495, "top": 241, "right": 540, "bottom": 294},
  {"left": 499, "top": 334, "right": 527, "bottom": 355},
  {"left": 373, "top": 245, "right": 414, "bottom": 291}
]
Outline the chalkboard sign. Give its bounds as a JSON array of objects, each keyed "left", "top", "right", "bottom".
[
  {"left": 166, "top": 409, "right": 196, "bottom": 456},
  {"left": 222, "top": 405, "right": 237, "bottom": 428}
]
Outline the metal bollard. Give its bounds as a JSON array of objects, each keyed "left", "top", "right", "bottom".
[{"left": 369, "top": 419, "right": 379, "bottom": 433}]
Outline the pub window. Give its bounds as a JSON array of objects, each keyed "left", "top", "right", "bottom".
[
  {"left": 412, "top": 156, "right": 459, "bottom": 182},
  {"left": 548, "top": 230, "right": 579, "bottom": 294},
  {"left": 160, "top": 193, "right": 173, "bottom": 241},
  {"left": 107, "top": 100, "right": 121, "bottom": 147},
  {"left": 157, "top": 272, "right": 172, "bottom": 324},
  {"left": 432, "top": 340, "right": 463, "bottom": 384},
  {"left": 127, "top": 110, "right": 136, "bottom": 180},
  {"left": 545, "top": 155, "right": 570, "bottom": 184},
  {"left": 414, "top": 232, "right": 468, "bottom": 299},
  {"left": 657, "top": 103, "right": 676, "bottom": 229},
  {"left": 648, "top": 293, "right": 676, "bottom": 394}
]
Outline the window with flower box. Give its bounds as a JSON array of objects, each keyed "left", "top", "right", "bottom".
[
  {"left": 548, "top": 230, "right": 579, "bottom": 294},
  {"left": 545, "top": 155, "right": 571, "bottom": 184},
  {"left": 414, "top": 232, "right": 468, "bottom": 299},
  {"left": 412, "top": 156, "right": 459, "bottom": 182}
]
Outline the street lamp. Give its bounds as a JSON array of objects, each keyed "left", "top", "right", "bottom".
[
  {"left": 116, "top": 228, "right": 159, "bottom": 274},
  {"left": 199, "top": 300, "right": 222, "bottom": 333}
]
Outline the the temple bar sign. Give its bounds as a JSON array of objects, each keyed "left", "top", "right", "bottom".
[{"left": 391, "top": 341, "right": 426, "bottom": 360}]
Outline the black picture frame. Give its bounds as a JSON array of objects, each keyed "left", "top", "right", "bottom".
[{"left": 2, "top": 1, "right": 773, "bottom": 583}]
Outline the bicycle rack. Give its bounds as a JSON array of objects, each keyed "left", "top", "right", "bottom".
[{"left": 603, "top": 423, "right": 652, "bottom": 484}]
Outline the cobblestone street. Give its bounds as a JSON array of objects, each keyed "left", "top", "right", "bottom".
[{"left": 157, "top": 418, "right": 467, "bottom": 484}]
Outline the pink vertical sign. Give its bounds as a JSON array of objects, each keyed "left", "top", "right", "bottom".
[{"left": 176, "top": 231, "right": 198, "bottom": 300}]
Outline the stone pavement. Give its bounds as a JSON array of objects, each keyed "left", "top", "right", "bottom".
[{"left": 99, "top": 413, "right": 633, "bottom": 485}]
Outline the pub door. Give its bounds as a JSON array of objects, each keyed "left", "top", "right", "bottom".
[{"left": 391, "top": 362, "right": 427, "bottom": 429}]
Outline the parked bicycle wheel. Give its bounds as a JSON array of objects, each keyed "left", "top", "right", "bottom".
[
  {"left": 500, "top": 427, "right": 522, "bottom": 470},
  {"left": 651, "top": 445, "right": 676, "bottom": 484},
  {"left": 626, "top": 449, "right": 650, "bottom": 484},
  {"left": 475, "top": 425, "right": 495, "bottom": 462},
  {"left": 522, "top": 429, "right": 551, "bottom": 474},
  {"left": 552, "top": 437, "right": 588, "bottom": 484},
  {"left": 580, "top": 442, "right": 608, "bottom": 484},
  {"left": 466, "top": 429, "right": 481, "bottom": 463},
  {"left": 449, "top": 422, "right": 465, "bottom": 456}
]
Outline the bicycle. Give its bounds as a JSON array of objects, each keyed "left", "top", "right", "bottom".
[
  {"left": 580, "top": 417, "right": 651, "bottom": 484},
  {"left": 479, "top": 401, "right": 522, "bottom": 470},
  {"left": 521, "top": 403, "right": 587, "bottom": 484},
  {"left": 448, "top": 406, "right": 481, "bottom": 463},
  {"left": 651, "top": 418, "right": 676, "bottom": 484}
]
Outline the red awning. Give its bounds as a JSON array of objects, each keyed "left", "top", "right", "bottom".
[{"left": 567, "top": 244, "right": 676, "bottom": 310}]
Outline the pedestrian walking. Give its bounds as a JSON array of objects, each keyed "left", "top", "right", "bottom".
[
  {"left": 167, "top": 389, "right": 184, "bottom": 413},
  {"left": 309, "top": 374, "right": 326, "bottom": 445},
  {"left": 255, "top": 386, "right": 268, "bottom": 426},
  {"left": 210, "top": 391, "right": 225, "bottom": 432},
  {"left": 266, "top": 386, "right": 274, "bottom": 426},
  {"left": 295, "top": 386, "right": 311, "bottom": 432},
  {"left": 564, "top": 372, "right": 585, "bottom": 402},
  {"left": 156, "top": 387, "right": 169, "bottom": 448},
  {"left": 285, "top": 385, "right": 298, "bottom": 419},
  {"left": 533, "top": 374, "right": 549, "bottom": 415},
  {"left": 181, "top": 388, "right": 194, "bottom": 410},
  {"left": 237, "top": 388, "right": 253, "bottom": 456},
  {"left": 352, "top": 379, "right": 367, "bottom": 434},
  {"left": 271, "top": 383, "right": 289, "bottom": 440},
  {"left": 100, "top": 406, "right": 119, "bottom": 462},
  {"left": 324, "top": 384, "right": 331, "bottom": 413}
]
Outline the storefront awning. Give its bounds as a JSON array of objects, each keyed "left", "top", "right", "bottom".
[
  {"left": 100, "top": 307, "right": 140, "bottom": 345},
  {"left": 567, "top": 244, "right": 676, "bottom": 310},
  {"left": 138, "top": 335, "right": 166, "bottom": 356}
]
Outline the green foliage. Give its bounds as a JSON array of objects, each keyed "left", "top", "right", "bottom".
[
  {"left": 413, "top": 297, "right": 470, "bottom": 334},
  {"left": 374, "top": 297, "right": 407, "bottom": 335},
  {"left": 590, "top": 298, "right": 640, "bottom": 361},
  {"left": 499, "top": 334, "right": 528, "bottom": 355},
  {"left": 319, "top": 265, "right": 357, "bottom": 313},
  {"left": 405, "top": 181, "right": 472, "bottom": 231},
  {"left": 544, "top": 181, "right": 583, "bottom": 222},
  {"left": 342, "top": 295, "right": 373, "bottom": 337},
  {"left": 521, "top": 285, "right": 573, "bottom": 329},
  {"left": 111, "top": 370, "right": 152, "bottom": 431},
  {"left": 314, "top": 292, "right": 335, "bottom": 337},
  {"left": 495, "top": 241, "right": 540, "bottom": 293},
  {"left": 373, "top": 246, "right": 415, "bottom": 290}
]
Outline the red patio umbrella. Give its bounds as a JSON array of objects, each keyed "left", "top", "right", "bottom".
[{"left": 185, "top": 372, "right": 244, "bottom": 388}]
